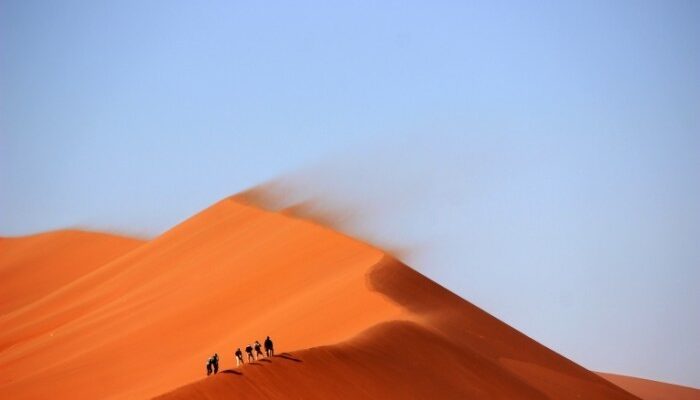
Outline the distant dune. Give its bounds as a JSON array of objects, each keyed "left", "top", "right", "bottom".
[
  {"left": 599, "top": 373, "right": 700, "bottom": 400},
  {"left": 0, "top": 197, "right": 691, "bottom": 399},
  {"left": 0, "top": 230, "right": 143, "bottom": 314}
]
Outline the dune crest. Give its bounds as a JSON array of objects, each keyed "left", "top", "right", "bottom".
[{"left": 0, "top": 197, "right": 655, "bottom": 399}]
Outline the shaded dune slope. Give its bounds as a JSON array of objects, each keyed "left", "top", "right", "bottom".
[
  {"left": 599, "top": 373, "right": 700, "bottom": 400},
  {"left": 1, "top": 198, "right": 644, "bottom": 399}
]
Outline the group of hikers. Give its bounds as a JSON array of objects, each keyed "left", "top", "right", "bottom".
[
  {"left": 206, "top": 336, "right": 274, "bottom": 375},
  {"left": 205, "top": 353, "right": 220, "bottom": 375}
]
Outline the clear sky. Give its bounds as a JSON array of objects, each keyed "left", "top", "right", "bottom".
[{"left": 2, "top": 0, "right": 699, "bottom": 387}]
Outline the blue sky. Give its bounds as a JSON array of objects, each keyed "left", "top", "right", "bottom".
[{"left": 2, "top": 0, "right": 699, "bottom": 387}]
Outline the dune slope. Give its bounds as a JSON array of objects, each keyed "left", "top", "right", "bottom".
[
  {"left": 157, "top": 255, "right": 639, "bottom": 400},
  {"left": 0, "top": 230, "right": 143, "bottom": 315},
  {"left": 1, "top": 197, "right": 641, "bottom": 399},
  {"left": 599, "top": 373, "right": 700, "bottom": 400}
]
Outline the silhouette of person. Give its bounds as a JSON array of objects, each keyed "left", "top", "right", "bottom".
[
  {"left": 254, "top": 341, "right": 264, "bottom": 359},
  {"left": 264, "top": 336, "right": 274, "bottom": 357},
  {"left": 235, "top": 348, "right": 244, "bottom": 366},
  {"left": 245, "top": 344, "right": 254, "bottom": 362},
  {"left": 206, "top": 357, "right": 213, "bottom": 376},
  {"left": 212, "top": 353, "right": 219, "bottom": 374}
]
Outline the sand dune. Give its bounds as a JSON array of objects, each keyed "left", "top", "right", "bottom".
[
  {"left": 599, "top": 373, "right": 700, "bottom": 400},
  {"left": 0, "top": 230, "right": 143, "bottom": 315},
  {"left": 157, "top": 255, "right": 639, "bottom": 400},
  {"left": 0, "top": 197, "right": 676, "bottom": 398}
]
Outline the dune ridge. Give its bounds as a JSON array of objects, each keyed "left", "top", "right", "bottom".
[{"left": 0, "top": 197, "right": 657, "bottom": 398}]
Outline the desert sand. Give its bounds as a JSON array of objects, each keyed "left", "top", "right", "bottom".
[
  {"left": 0, "top": 197, "right": 691, "bottom": 399},
  {"left": 599, "top": 373, "right": 700, "bottom": 400},
  {"left": 0, "top": 230, "right": 143, "bottom": 315}
]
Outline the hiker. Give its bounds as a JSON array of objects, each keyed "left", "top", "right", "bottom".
[
  {"left": 206, "top": 357, "right": 213, "bottom": 376},
  {"left": 254, "top": 341, "right": 264, "bottom": 359},
  {"left": 212, "top": 353, "right": 219, "bottom": 374},
  {"left": 245, "top": 344, "right": 254, "bottom": 362},
  {"left": 235, "top": 348, "right": 244, "bottom": 366},
  {"left": 264, "top": 336, "right": 274, "bottom": 357}
]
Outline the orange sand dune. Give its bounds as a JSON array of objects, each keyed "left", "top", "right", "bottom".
[
  {"left": 1, "top": 198, "right": 643, "bottom": 399},
  {"left": 0, "top": 230, "right": 143, "bottom": 315},
  {"left": 599, "top": 373, "right": 700, "bottom": 400}
]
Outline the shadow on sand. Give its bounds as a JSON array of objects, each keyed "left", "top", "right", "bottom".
[
  {"left": 217, "top": 353, "right": 302, "bottom": 376},
  {"left": 221, "top": 369, "right": 243, "bottom": 375},
  {"left": 274, "top": 353, "right": 302, "bottom": 363}
]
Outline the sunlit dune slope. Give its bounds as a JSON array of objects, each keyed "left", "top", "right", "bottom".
[{"left": 599, "top": 373, "right": 700, "bottom": 400}]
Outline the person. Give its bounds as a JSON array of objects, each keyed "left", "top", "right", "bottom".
[
  {"left": 245, "top": 344, "right": 254, "bottom": 362},
  {"left": 206, "top": 357, "right": 213, "bottom": 376},
  {"left": 235, "top": 348, "right": 244, "bottom": 366},
  {"left": 264, "top": 336, "right": 274, "bottom": 357},
  {"left": 212, "top": 353, "right": 219, "bottom": 374},
  {"left": 254, "top": 341, "right": 264, "bottom": 359}
]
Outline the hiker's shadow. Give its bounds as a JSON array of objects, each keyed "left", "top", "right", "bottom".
[
  {"left": 274, "top": 353, "right": 302, "bottom": 363},
  {"left": 221, "top": 369, "right": 243, "bottom": 375}
]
